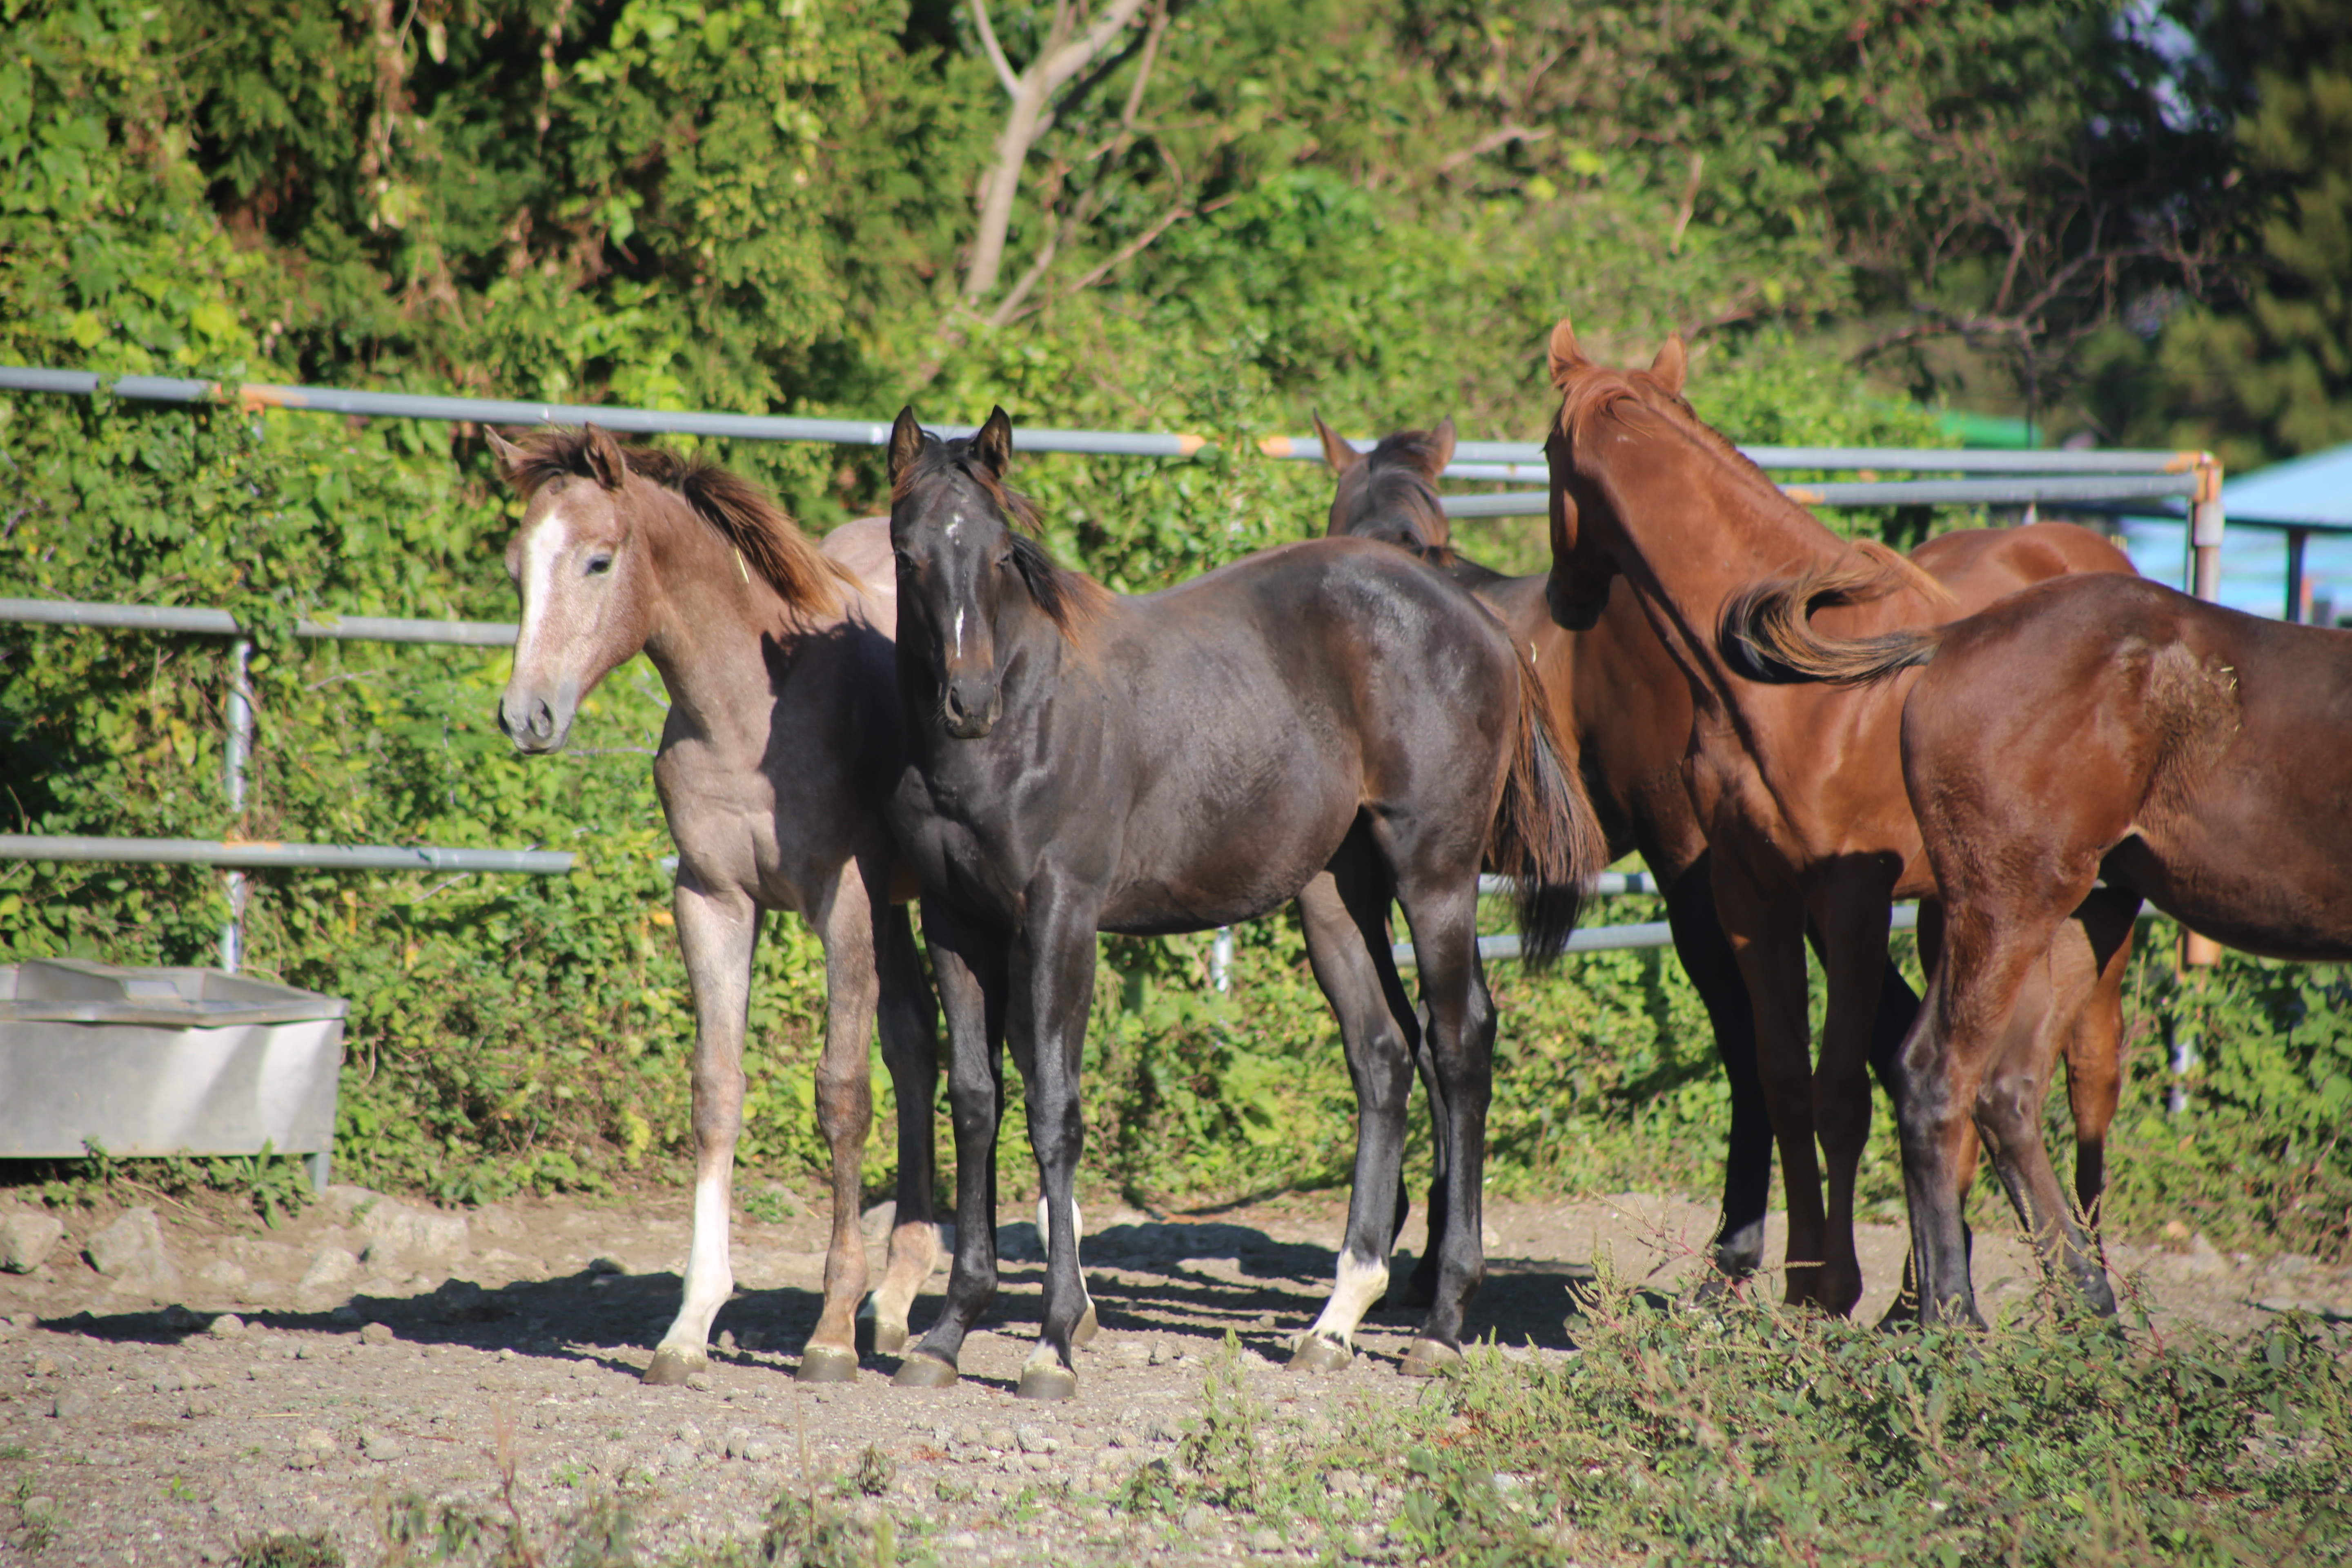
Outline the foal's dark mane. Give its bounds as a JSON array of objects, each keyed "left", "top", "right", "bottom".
[
  {"left": 1353, "top": 430, "right": 1456, "bottom": 564},
  {"left": 505, "top": 428, "right": 850, "bottom": 615},
  {"left": 892, "top": 431, "right": 1113, "bottom": 641}
]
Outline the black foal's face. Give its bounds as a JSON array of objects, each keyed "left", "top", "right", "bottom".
[{"left": 888, "top": 406, "right": 1020, "bottom": 740}]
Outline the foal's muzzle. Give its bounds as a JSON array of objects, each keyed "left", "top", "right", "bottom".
[
  {"left": 940, "top": 678, "right": 999, "bottom": 740},
  {"left": 497, "top": 685, "right": 576, "bottom": 754}
]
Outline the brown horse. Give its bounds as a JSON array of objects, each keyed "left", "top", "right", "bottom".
[
  {"left": 488, "top": 426, "right": 942, "bottom": 1385},
  {"left": 1315, "top": 413, "right": 1922, "bottom": 1289},
  {"left": 1721, "top": 568, "right": 2352, "bottom": 1322},
  {"left": 1539, "top": 322, "right": 2140, "bottom": 1315}
]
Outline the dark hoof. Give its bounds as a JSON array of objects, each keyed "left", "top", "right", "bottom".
[
  {"left": 794, "top": 1345, "right": 859, "bottom": 1384},
  {"left": 1399, "top": 1338, "right": 1461, "bottom": 1379},
  {"left": 1071, "top": 1302, "right": 1100, "bottom": 1350},
  {"left": 891, "top": 1352, "right": 960, "bottom": 1390},
  {"left": 1017, "top": 1362, "right": 1078, "bottom": 1401},
  {"left": 643, "top": 1348, "right": 702, "bottom": 1386},
  {"left": 869, "top": 1321, "right": 910, "bottom": 1356},
  {"left": 1287, "top": 1335, "right": 1352, "bottom": 1373}
]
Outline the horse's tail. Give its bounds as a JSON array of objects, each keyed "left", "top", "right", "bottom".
[
  {"left": 1490, "top": 647, "right": 1610, "bottom": 971},
  {"left": 1719, "top": 539, "right": 1954, "bottom": 686}
]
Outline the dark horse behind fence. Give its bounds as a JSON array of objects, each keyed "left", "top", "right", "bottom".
[
  {"left": 1316, "top": 408, "right": 1919, "bottom": 1295},
  {"left": 1721, "top": 567, "right": 2352, "bottom": 1324},
  {"left": 882, "top": 408, "right": 1608, "bottom": 1400}
]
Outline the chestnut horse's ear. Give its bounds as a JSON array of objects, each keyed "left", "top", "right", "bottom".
[
  {"left": 888, "top": 406, "right": 925, "bottom": 485},
  {"left": 582, "top": 424, "right": 628, "bottom": 490},
  {"left": 1312, "top": 410, "right": 1362, "bottom": 474},
  {"left": 484, "top": 427, "right": 527, "bottom": 481},
  {"left": 973, "top": 405, "right": 1015, "bottom": 477},
  {"left": 1650, "top": 334, "right": 1688, "bottom": 396},
  {"left": 1422, "top": 416, "right": 1457, "bottom": 478},
  {"left": 1547, "top": 319, "right": 1588, "bottom": 390}
]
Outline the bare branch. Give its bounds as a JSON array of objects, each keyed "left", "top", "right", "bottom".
[
  {"left": 967, "top": 0, "right": 1020, "bottom": 101},
  {"left": 1434, "top": 123, "right": 1552, "bottom": 177}
]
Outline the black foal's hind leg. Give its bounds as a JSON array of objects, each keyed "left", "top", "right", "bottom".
[
  {"left": 1292, "top": 862, "right": 1421, "bottom": 1371},
  {"left": 895, "top": 904, "right": 1007, "bottom": 1389},
  {"left": 1662, "top": 859, "right": 1772, "bottom": 1285},
  {"left": 1392, "top": 1000, "right": 1450, "bottom": 1311}
]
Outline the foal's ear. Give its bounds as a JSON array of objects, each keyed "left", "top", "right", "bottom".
[
  {"left": 582, "top": 424, "right": 628, "bottom": 490},
  {"left": 888, "top": 406, "right": 925, "bottom": 485},
  {"left": 973, "top": 405, "right": 1015, "bottom": 477},
  {"left": 1422, "top": 416, "right": 1457, "bottom": 478},
  {"left": 1547, "top": 318, "right": 1588, "bottom": 389},
  {"left": 1650, "top": 334, "right": 1688, "bottom": 396},
  {"left": 484, "top": 428, "right": 527, "bottom": 481},
  {"left": 1312, "top": 411, "right": 1361, "bottom": 474}
]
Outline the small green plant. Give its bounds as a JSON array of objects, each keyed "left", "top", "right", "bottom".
[
  {"left": 1174, "top": 1332, "right": 1272, "bottom": 1514},
  {"left": 231, "top": 1532, "right": 343, "bottom": 1568},
  {"left": 165, "top": 1474, "right": 200, "bottom": 1502},
  {"left": 0, "top": 1444, "right": 29, "bottom": 1462},
  {"left": 741, "top": 1185, "right": 800, "bottom": 1225},
  {"left": 849, "top": 1443, "right": 895, "bottom": 1499}
]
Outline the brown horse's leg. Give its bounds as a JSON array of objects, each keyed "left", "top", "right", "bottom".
[
  {"left": 1809, "top": 887, "right": 1897, "bottom": 1317},
  {"left": 1894, "top": 960, "right": 1988, "bottom": 1327},
  {"left": 2056, "top": 888, "right": 2140, "bottom": 1225},
  {"left": 866, "top": 895, "right": 943, "bottom": 1358},
  {"left": 1973, "top": 938, "right": 2117, "bottom": 1319},
  {"left": 797, "top": 869, "right": 885, "bottom": 1383},
  {"left": 1291, "top": 867, "right": 1422, "bottom": 1371},
  {"left": 1714, "top": 861, "right": 1825, "bottom": 1308},
  {"left": 649, "top": 878, "right": 759, "bottom": 1385}
]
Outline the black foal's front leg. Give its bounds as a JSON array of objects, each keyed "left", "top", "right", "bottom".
[
  {"left": 894, "top": 905, "right": 1007, "bottom": 1388},
  {"left": 1007, "top": 894, "right": 1103, "bottom": 1401}
]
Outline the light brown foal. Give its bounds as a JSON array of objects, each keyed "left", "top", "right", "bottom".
[
  {"left": 1539, "top": 323, "right": 2139, "bottom": 1316},
  {"left": 489, "top": 425, "right": 940, "bottom": 1384}
]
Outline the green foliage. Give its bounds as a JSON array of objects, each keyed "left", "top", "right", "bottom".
[
  {"left": 232, "top": 1532, "right": 344, "bottom": 1568},
  {"left": 1136, "top": 1289, "right": 2352, "bottom": 1567}
]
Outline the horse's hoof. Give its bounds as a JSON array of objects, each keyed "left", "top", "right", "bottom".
[
  {"left": 644, "top": 1348, "right": 702, "bottom": 1386},
  {"left": 1287, "top": 1335, "right": 1352, "bottom": 1374},
  {"left": 891, "top": 1352, "right": 960, "bottom": 1390},
  {"left": 1017, "top": 1362, "right": 1078, "bottom": 1401},
  {"left": 869, "top": 1321, "right": 910, "bottom": 1356},
  {"left": 795, "top": 1345, "right": 859, "bottom": 1385},
  {"left": 1071, "top": 1303, "right": 1100, "bottom": 1350},
  {"left": 1399, "top": 1338, "right": 1462, "bottom": 1378}
]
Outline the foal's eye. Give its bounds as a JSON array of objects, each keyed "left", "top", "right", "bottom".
[
  {"left": 993, "top": 551, "right": 1014, "bottom": 570},
  {"left": 585, "top": 553, "right": 614, "bottom": 575}
]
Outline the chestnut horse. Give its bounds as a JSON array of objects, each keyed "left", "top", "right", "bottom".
[
  {"left": 1318, "top": 414, "right": 1920, "bottom": 1290},
  {"left": 1539, "top": 323, "right": 2140, "bottom": 1315},
  {"left": 882, "top": 408, "right": 1606, "bottom": 1399},
  {"left": 1720, "top": 569, "right": 2352, "bottom": 1322},
  {"left": 489, "top": 426, "right": 942, "bottom": 1384}
]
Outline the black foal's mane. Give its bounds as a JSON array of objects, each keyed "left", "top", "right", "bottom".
[
  {"left": 892, "top": 431, "right": 1113, "bottom": 641},
  {"left": 505, "top": 428, "right": 851, "bottom": 615}
]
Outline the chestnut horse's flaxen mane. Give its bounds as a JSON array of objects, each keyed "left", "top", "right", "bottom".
[{"left": 505, "top": 428, "right": 852, "bottom": 617}]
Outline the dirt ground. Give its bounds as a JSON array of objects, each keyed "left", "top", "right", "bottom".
[{"left": 2, "top": 1181, "right": 2347, "bottom": 1566}]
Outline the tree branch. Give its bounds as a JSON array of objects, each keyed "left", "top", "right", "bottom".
[{"left": 967, "top": 0, "right": 1020, "bottom": 100}]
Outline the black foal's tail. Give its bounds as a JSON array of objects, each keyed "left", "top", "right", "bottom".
[
  {"left": 1719, "top": 540, "right": 1953, "bottom": 686},
  {"left": 1490, "top": 648, "right": 1610, "bottom": 971}
]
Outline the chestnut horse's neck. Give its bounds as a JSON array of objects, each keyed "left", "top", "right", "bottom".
[
  {"left": 1574, "top": 399, "right": 1927, "bottom": 713},
  {"left": 630, "top": 483, "right": 848, "bottom": 751}
]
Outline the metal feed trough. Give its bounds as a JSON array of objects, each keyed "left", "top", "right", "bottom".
[{"left": 0, "top": 958, "right": 346, "bottom": 1190}]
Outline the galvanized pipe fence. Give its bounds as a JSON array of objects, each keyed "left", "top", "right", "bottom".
[{"left": 2, "top": 365, "right": 2231, "bottom": 975}]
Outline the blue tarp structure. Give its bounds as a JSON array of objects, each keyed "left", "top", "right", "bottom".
[{"left": 2116, "top": 443, "right": 2352, "bottom": 621}]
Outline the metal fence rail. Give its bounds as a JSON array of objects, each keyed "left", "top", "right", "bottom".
[
  {"left": 1442, "top": 472, "right": 2202, "bottom": 519},
  {"left": 0, "top": 836, "right": 571, "bottom": 874},
  {"left": 0, "top": 367, "right": 1206, "bottom": 459},
  {"left": 0, "top": 597, "right": 517, "bottom": 647}
]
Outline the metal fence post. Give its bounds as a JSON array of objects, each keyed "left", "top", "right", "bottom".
[{"left": 220, "top": 639, "right": 252, "bottom": 974}]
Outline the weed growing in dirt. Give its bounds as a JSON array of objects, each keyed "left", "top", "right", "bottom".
[
  {"left": 232, "top": 1532, "right": 344, "bottom": 1568},
  {"left": 1207, "top": 1283, "right": 2352, "bottom": 1566}
]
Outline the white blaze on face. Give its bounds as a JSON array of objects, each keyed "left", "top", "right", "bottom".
[
  {"left": 516, "top": 505, "right": 575, "bottom": 666},
  {"left": 953, "top": 606, "right": 965, "bottom": 657}
]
